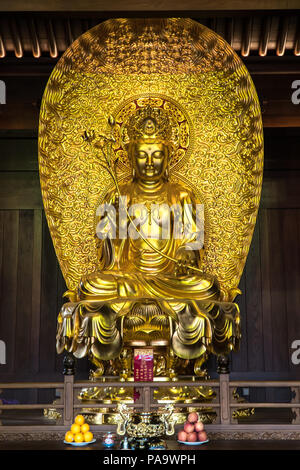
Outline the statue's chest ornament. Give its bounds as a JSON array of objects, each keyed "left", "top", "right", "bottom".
[
  {"left": 132, "top": 201, "right": 170, "bottom": 227},
  {"left": 126, "top": 200, "right": 177, "bottom": 244}
]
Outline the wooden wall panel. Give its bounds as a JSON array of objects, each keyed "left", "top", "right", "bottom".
[
  {"left": 245, "top": 217, "right": 264, "bottom": 372},
  {"left": 231, "top": 272, "right": 247, "bottom": 372},
  {"left": 283, "top": 209, "right": 300, "bottom": 375},
  {"left": 260, "top": 209, "right": 273, "bottom": 372},
  {"left": 0, "top": 172, "right": 42, "bottom": 210},
  {"left": 269, "top": 210, "right": 289, "bottom": 372},
  {"left": 0, "top": 211, "right": 19, "bottom": 376},
  {"left": 262, "top": 171, "right": 300, "bottom": 209},
  {"left": 232, "top": 207, "right": 300, "bottom": 379},
  {"left": 30, "top": 209, "right": 42, "bottom": 374},
  {"left": 39, "top": 213, "right": 61, "bottom": 376},
  {"left": 15, "top": 210, "right": 34, "bottom": 374},
  {"left": 0, "top": 138, "right": 38, "bottom": 171}
]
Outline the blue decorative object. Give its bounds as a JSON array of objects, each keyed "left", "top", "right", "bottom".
[
  {"left": 102, "top": 432, "right": 116, "bottom": 448},
  {"left": 178, "top": 439, "right": 209, "bottom": 446},
  {"left": 64, "top": 439, "right": 96, "bottom": 447}
]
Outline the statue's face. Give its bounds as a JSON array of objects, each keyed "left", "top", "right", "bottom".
[{"left": 134, "top": 142, "right": 168, "bottom": 182}]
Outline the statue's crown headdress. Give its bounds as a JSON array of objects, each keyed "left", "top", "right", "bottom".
[{"left": 125, "top": 105, "right": 174, "bottom": 145}]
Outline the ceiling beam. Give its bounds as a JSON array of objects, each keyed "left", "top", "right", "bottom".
[
  {"left": 28, "top": 19, "right": 41, "bottom": 59},
  {"left": 259, "top": 16, "right": 272, "bottom": 56},
  {"left": 0, "top": 0, "right": 300, "bottom": 13}
]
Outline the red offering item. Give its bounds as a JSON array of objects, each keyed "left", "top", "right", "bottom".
[
  {"left": 187, "top": 432, "right": 198, "bottom": 442},
  {"left": 184, "top": 422, "right": 194, "bottom": 433},
  {"left": 177, "top": 431, "right": 187, "bottom": 441},
  {"left": 194, "top": 421, "right": 204, "bottom": 432},
  {"left": 198, "top": 431, "right": 208, "bottom": 442},
  {"left": 178, "top": 413, "right": 208, "bottom": 445},
  {"left": 187, "top": 412, "right": 198, "bottom": 423},
  {"left": 134, "top": 348, "right": 153, "bottom": 382}
]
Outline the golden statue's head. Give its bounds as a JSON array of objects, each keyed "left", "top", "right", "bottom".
[{"left": 125, "top": 106, "right": 174, "bottom": 183}]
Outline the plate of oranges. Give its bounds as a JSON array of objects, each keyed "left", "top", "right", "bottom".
[{"left": 64, "top": 414, "right": 95, "bottom": 446}]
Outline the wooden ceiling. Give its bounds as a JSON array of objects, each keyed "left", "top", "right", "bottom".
[
  {"left": 0, "top": 8, "right": 299, "bottom": 128},
  {"left": 1, "top": 0, "right": 300, "bottom": 11},
  {"left": 0, "top": 13, "right": 299, "bottom": 59}
]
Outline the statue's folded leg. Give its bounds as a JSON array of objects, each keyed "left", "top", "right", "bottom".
[
  {"left": 56, "top": 301, "right": 123, "bottom": 361},
  {"left": 210, "top": 301, "right": 241, "bottom": 354},
  {"left": 171, "top": 303, "right": 212, "bottom": 360},
  {"left": 56, "top": 301, "right": 78, "bottom": 354}
]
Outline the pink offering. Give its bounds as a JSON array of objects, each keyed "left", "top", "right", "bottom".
[
  {"left": 178, "top": 413, "right": 208, "bottom": 445},
  {"left": 198, "top": 431, "right": 208, "bottom": 442},
  {"left": 187, "top": 412, "right": 198, "bottom": 423},
  {"left": 177, "top": 431, "right": 187, "bottom": 442},
  {"left": 194, "top": 421, "right": 204, "bottom": 432},
  {"left": 187, "top": 432, "right": 198, "bottom": 442},
  {"left": 183, "top": 422, "right": 194, "bottom": 433}
]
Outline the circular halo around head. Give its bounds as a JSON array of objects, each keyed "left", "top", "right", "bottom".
[
  {"left": 125, "top": 105, "right": 173, "bottom": 144},
  {"left": 111, "top": 95, "right": 193, "bottom": 172}
]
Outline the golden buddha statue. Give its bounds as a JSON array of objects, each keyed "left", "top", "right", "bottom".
[{"left": 56, "top": 105, "right": 241, "bottom": 379}]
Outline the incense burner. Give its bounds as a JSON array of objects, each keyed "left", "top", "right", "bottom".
[{"left": 116, "top": 403, "right": 175, "bottom": 438}]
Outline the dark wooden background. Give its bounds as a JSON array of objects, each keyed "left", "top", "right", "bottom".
[{"left": 0, "top": 62, "right": 300, "bottom": 398}]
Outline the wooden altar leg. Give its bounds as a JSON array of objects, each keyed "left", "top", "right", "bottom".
[
  {"left": 63, "top": 352, "right": 76, "bottom": 375},
  {"left": 217, "top": 354, "right": 230, "bottom": 374},
  {"left": 218, "top": 355, "right": 230, "bottom": 425},
  {"left": 63, "top": 353, "right": 75, "bottom": 426}
]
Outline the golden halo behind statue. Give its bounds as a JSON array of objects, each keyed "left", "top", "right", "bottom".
[{"left": 38, "top": 18, "right": 263, "bottom": 300}]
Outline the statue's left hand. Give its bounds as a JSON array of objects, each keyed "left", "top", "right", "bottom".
[
  {"left": 174, "top": 248, "right": 198, "bottom": 276},
  {"left": 174, "top": 258, "right": 191, "bottom": 276}
]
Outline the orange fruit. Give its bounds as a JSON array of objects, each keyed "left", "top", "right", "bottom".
[
  {"left": 65, "top": 431, "right": 74, "bottom": 443},
  {"left": 74, "top": 415, "right": 85, "bottom": 426},
  {"left": 84, "top": 431, "right": 93, "bottom": 442},
  {"left": 71, "top": 423, "right": 81, "bottom": 434},
  {"left": 74, "top": 433, "right": 84, "bottom": 443},
  {"left": 81, "top": 423, "right": 90, "bottom": 434}
]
